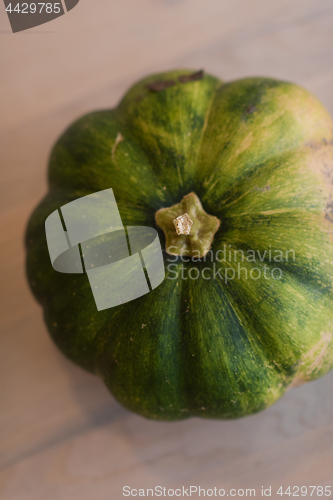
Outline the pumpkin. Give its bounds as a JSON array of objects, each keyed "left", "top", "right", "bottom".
[{"left": 26, "top": 69, "right": 333, "bottom": 420}]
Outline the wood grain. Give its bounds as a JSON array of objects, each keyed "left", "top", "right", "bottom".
[{"left": 1, "top": 1, "right": 333, "bottom": 498}]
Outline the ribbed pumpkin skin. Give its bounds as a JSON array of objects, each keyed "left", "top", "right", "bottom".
[{"left": 26, "top": 70, "right": 333, "bottom": 420}]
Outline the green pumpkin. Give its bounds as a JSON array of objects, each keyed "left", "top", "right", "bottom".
[{"left": 26, "top": 69, "right": 333, "bottom": 420}]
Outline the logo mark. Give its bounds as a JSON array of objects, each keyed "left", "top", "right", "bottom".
[
  {"left": 45, "top": 189, "right": 165, "bottom": 311},
  {"left": 3, "top": 0, "right": 80, "bottom": 33}
]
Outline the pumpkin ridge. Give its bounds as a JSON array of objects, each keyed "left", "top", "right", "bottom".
[
  {"left": 212, "top": 259, "right": 333, "bottom": 383},
  {"left": 194, "top": 78, "right": 333, "bottom": 208},
  {"left": 176, "top": 273, "right": 288, "bottom": 417},
  {"left": 116, "top": 70, "right": 221, "bottom": 198},
  {"left": 210, "top": 150, "right": 299, "bottom": 213},
  {"left": 48, "top": 110, "right": 170, "bottom": 210}
]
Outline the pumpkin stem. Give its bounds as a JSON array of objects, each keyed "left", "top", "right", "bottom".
[{"left": 155, "top": 192, "right": 220, "bottom": 258}]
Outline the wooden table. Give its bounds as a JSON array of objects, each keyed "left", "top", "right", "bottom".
[{"left": 1, "top": 1, "right": 333, "bottom": 498}]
